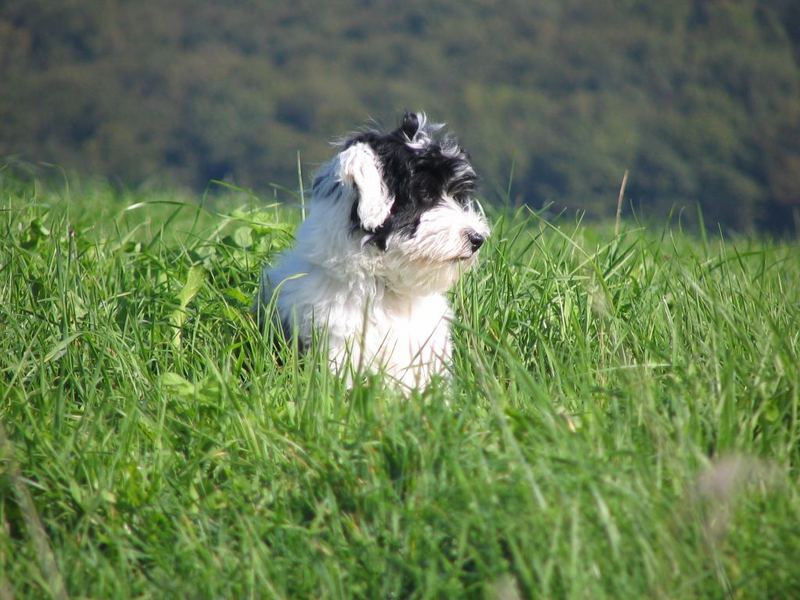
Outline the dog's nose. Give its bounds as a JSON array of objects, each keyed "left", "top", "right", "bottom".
[{"left": 466, "top": 230, "right": 485, "bottom": 253}]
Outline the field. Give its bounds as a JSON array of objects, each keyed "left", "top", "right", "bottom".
[{"left": 1, "top": 174, "right": 799, "bottom": 598}]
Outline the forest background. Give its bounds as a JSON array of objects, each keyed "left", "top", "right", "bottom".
[{"left": 2, "top": 0, "right": 800, "bottom": 234}]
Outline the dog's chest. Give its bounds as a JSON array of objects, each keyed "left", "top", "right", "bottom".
[{"left": 363, "top": 294, "right": 453, "bottom": 385}]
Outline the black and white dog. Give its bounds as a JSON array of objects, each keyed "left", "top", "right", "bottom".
[{"left": 255, "top": 113, "right": 489, "bottom": 389}]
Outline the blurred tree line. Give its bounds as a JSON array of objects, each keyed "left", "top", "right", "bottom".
[{"left": 1, "top": 0, "right": 799, "bottom": 232}]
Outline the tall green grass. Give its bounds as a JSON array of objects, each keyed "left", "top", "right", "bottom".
[{"left": 1, "top": 175, "right": 799, "bottom": 598}]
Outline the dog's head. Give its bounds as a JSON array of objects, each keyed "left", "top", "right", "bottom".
[{"left": 309, "top": 112, "right": 490, "bottom": 294}]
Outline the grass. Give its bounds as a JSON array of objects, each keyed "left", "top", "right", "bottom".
[{"left": 1, "top": 173, "right": 799, "bottom": 598}]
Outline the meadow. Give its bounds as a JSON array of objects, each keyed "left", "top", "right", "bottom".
[{"left": 1, "top": 174, "right": 799, "bottom": 598}]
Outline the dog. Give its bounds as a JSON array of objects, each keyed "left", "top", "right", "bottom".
[{"left": 254, "top": 112, "right": 489, "bottom": 389}]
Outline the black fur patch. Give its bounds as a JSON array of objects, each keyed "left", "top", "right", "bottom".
[{"left": 343, "top": 112, "right": 477, "bottom": 247}]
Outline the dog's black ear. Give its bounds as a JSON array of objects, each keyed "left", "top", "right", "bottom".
[{"left": 399, "top": 112, "right": 419, "bottom": 140}]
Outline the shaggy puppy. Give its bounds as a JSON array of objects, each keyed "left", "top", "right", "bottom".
[{"left": 254, "top": 112, "right": 489, "bottom": 389}]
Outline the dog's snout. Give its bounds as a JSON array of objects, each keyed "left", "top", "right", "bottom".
[{"left": 466, "top": 230, "right": 486, "bottom": 253}]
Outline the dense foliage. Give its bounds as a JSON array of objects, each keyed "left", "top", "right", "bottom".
[
  {"left": 2, "top": 176, "right": 799, "bottom": 597},
  {"left": 2, "top": 0, "right": 800, "bottom": 232}
]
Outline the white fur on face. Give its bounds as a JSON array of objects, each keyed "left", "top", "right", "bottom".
[{"left": 379, "top": 197, "right": 490, "bottom": 294}]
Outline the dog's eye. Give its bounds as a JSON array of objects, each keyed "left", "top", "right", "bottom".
[
  {"left": 450, "top": 190, "right": 473, "bottom": 207},
  {"left": 447, "top": 179, "right": 476, "bottom": 203},
  {"left": 452, "top": 192, "right": 467, "bottom": 205}
]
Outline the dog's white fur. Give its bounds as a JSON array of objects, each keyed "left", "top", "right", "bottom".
[{"left": 256, "top": 120, "right": 489, "bottom": 389}]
